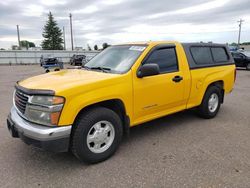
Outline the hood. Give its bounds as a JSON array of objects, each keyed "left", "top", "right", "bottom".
[{"left": 18, "top": 69, "right": 119, "bottom": 94}]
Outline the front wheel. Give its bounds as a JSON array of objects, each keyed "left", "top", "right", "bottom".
[
  {"left": 71, "top": 107, "right": 123, "bottom": 163},
  {"left": 197, "top": 86, "right": 222, "bottom": 119}
]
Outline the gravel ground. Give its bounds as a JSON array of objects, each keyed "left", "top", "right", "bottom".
[{"left": 0, "top": 65, "right": 249, "bottom": 188}]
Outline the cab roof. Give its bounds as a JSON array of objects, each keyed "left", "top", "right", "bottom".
[
  {"left": 114, "top": 41, "right": 226, "bottom": 47},
  {"left": 114, "top": 41, "right": 180, "bottom": 46}
]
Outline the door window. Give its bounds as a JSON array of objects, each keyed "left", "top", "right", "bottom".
[{"left": 144, "top": 48, "right": 178, "bottom": 73}]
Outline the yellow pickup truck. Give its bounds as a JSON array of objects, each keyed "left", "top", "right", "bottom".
[{"left": 7, "top": 41, "right": 236, "bottom": 163}]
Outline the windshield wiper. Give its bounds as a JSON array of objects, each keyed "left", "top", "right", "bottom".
[{"left": 88, "top": 66, "right": 111, "bottom": 72}]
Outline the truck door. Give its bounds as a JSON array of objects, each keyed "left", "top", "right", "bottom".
[{"left": 133, "top": 45, "right": 186, "bottom": 123}]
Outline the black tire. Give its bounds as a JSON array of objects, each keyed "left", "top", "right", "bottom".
[
  {"left": 45, "top": 69, "right": 50, "bottom": 73},
  {"left": 71, "top": 107, "right": 123, "bottom": 163},
  {"left": 197, "top": 86, "right": 222, "bottom": 119},
  {"left": 246, "top": 63, "right": 250, "bottom": 70}
]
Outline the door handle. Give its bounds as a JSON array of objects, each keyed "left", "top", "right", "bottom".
[{"left": 172, "top": 76, "right": 183, "bottom": 82}]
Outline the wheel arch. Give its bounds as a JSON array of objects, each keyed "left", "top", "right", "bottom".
[
  {"left": 202, "top": 80, "right": 225, "bottom": 104},
  {"left": 73, "top": 99, "right": 130, "bottom": 135}
]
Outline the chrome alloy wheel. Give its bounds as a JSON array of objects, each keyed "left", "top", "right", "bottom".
[
  {"left": 87, "top": 120, "right": 115, "bottom": 153},
  {"left": 208, "top": 93, "right": 219, "bottom": 113}
]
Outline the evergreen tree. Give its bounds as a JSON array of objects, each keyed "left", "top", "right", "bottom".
[
  {"left": 94, "top": 44, "right": 98, "bottom": 51},
  {"left": 41, "top": 12, "right": 63, "bottom": 50}
]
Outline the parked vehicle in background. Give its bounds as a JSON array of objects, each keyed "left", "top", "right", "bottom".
[
  {"left": 70, "top": 54, "right": 86, "bottom": 66},
  {"left": 231, "top": 51, "right": 250, "bottom": 70},
  {"left": 40, "top": 55, "right": 58, "bottom": 66},
  {"left": 40, "top": 55, "right": 63, "bottom": 72},
  {"left": 69, "top": 54, "right": 76, "bottom": 65},
  {"left": 7, "top": 41, "right": 235, "bottom": 164},
  {"left": 228, "top": 45, "right": 239, "bottom": 52}
]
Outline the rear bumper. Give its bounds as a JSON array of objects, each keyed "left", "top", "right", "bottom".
[{"left": 7, "top": 107, "right": 72, "bottom": 152}]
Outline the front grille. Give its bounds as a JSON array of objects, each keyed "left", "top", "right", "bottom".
[{"left": 14, "top": 89, "right": 29, "bottom": 114}]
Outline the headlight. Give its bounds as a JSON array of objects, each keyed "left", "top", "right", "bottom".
[
  {"left": 25, "top": 96, "right": 65, "bottom": 126},
  {"left": 29, "top": 95, "right": 64, "bottom": 105}
]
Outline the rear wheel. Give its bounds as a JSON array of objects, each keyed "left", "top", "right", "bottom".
[
  {"left": 197, "top": 86, "right": 222, "bottom": 119},
  {"left": 71, "top": 107, "right": 123, "bottom": 163}
]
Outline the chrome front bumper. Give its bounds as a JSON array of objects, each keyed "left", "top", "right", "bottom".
[{"left": 7, "top": 107, "right": 72, "bottom": 152}]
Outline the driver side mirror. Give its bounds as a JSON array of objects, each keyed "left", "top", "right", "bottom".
[{"left": 137, "top": 64, "right": 160, "bottom": 78}]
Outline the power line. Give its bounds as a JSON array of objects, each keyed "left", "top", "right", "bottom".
[{"left": 237, "top": 19, "right": 244, "bottom": 45}]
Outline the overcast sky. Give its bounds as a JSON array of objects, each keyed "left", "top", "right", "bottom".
[{"left": 0, "top": 0, "right": 250, "bottom": 49}]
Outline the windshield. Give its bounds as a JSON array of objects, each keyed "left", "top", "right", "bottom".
[{"left": 84, "top": 45, "right": 146, "bottom": 73}]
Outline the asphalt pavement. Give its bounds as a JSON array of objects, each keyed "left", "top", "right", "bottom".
[{"left": 0, "top": 65, "right": 249, "bottom": 188}]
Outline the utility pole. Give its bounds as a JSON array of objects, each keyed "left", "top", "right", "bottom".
[
  {"left": 16, "top": 25, "right": 21, "bottom": 49},
  {"left": 63, "top": 26, "right": 66, "bottom": 50},
  {"left": 69, "top": 13, "right": 74, "bottom": 50},
  {"left": 238, "top": 19, "right": 244, "bottom": 45}
]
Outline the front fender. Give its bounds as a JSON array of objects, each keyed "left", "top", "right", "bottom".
[{"left": 57, "top": 75, "right": 133, "bottom": 126}]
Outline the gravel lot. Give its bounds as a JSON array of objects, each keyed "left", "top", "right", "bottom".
[{"left": 0, "top": 65, "right": 249, "bottom": 188}]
